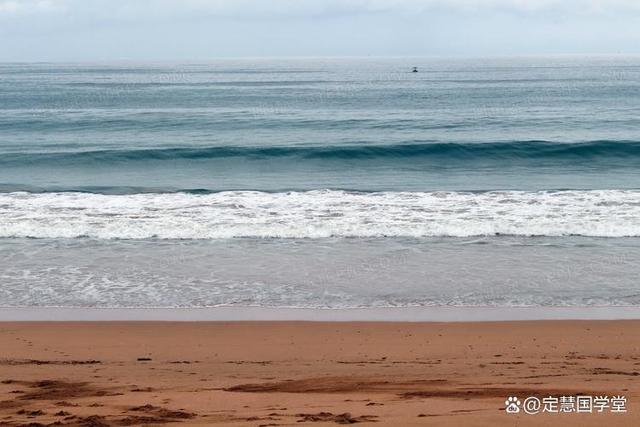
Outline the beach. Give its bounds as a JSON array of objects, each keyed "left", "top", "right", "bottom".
[
  {"left": 2, "top": 58, "right": 640, "bottom": 427},
  {"left": 2, "top": 2, "right": 640, "bottom": 425},
  {"left": 1, "top": 320, "right": 639, "bottom": 426}
]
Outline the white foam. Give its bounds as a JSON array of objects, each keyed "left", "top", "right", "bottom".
[{"left": 1, "top": 190, "right": 640, "bottom": 239}]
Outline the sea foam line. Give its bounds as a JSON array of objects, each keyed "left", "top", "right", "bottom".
[{"left": 0, "top": 190, "right": 639, "bottom": 239}]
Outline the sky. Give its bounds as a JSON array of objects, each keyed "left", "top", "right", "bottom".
[{"left": 0, "top": 0, "right": 639, "bottom": 61}]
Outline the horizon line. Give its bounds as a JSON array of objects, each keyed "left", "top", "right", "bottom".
[{"left": 2, "top": 53, "right": 640, "bottom": 64}]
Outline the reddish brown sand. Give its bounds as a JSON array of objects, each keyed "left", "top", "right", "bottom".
[{"left": 0, "top": 321, "right": 639, "bottom": 426}]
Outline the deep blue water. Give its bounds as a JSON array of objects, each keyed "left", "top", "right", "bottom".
[{"left": 1, "top": 57, "right": 640, "bottom": 193}]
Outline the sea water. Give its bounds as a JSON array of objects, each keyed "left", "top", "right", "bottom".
[{"left": 1, "top": 56, "right": 639, "bottom": 308}]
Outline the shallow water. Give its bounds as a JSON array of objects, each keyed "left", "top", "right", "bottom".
[{"left": 1, "top": 237, "right": 639, "bottom": 308}]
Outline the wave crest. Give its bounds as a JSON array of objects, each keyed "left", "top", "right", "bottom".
[{"left": 3, "top": 140, "right": 640, "bottom": 166}]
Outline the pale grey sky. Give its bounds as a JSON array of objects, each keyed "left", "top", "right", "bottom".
[{"left": 0, "top": 0, "right": 639, "bottom": 61}]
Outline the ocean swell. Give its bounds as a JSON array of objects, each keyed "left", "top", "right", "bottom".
[{"left": 2, "top": 140, "right": 640, "bottom": 166}]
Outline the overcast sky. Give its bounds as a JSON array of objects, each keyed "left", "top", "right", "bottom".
[{"left": 1, "top": 0, "right": 639, "bottom": 61}]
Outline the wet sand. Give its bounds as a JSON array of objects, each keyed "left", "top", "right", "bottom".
[{"left": 0, "top": 321, "right": 639, "bottom": 426}]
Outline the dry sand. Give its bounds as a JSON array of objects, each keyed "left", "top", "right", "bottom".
[{"left": 0, "top": 320, "right": 639, "bottom": 426}]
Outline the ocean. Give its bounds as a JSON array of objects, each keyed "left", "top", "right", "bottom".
[{"left": 1, "top": 56, "right": 639, "bottom": 309}]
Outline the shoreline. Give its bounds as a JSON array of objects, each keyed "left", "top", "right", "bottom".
[{"left": 1, "top": 305, "right": 640, "bottom": 321}]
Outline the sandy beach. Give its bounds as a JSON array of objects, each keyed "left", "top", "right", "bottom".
[{"left": 0, "top": 320, "right": 639, "bottom": 426}]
